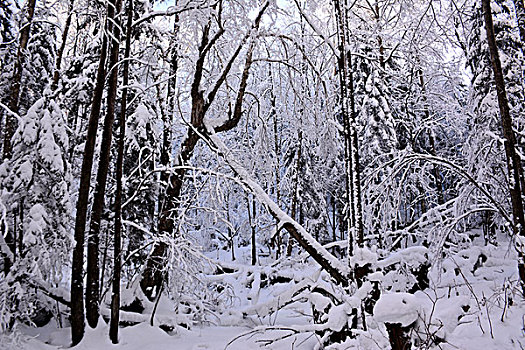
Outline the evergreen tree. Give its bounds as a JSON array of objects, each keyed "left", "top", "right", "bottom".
[{"left": 0, "top": 95, "right": 72, "bottom": 329}]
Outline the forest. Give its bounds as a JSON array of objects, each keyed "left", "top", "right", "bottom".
[{"left": 0, "top": 0, "right": 525, "bottom": 348}]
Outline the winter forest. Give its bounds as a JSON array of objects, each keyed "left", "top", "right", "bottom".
[{"left": 1, "top": 0, "right": 525, "bottom": 348}]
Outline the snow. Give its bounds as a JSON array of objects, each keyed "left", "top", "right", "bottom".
[
  {"left": 374, "top": 292, "right": 421, "bottom": 327},
  {"left": 11, "top": 311, "right": 318, "bottom": 350},
  {"left": 3, "top": 2, "right": 525, "bottom": 350},
  {"left": 4, "top": 233, "right": 525, "bottom": 350},
  {"left": 203, "top": 124, "right": 349, "bottom": 282},
  {"left": 14, "top": 160, "right": 33, "bottom": 188},
  {"left": 349, "top": 247, "right": 377, "bottom": 267}
]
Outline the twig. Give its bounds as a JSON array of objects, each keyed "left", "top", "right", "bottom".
[{"left": 483, "top": 292, "right": 494, "bottom": 339}]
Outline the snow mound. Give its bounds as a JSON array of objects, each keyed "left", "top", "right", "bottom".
[
  {"left": 349, "top": 247, "right": 377, "bottom": 267},
  {"left": 374, "top": 293, "right": 420, "bottom": 326}
]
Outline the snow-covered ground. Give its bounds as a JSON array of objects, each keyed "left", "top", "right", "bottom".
[
  {"left": 12, "top": 322, "right": 318, "bottom": 350},
  {"left": 2, "top": 232, "right": 525, "bottom": 350}
]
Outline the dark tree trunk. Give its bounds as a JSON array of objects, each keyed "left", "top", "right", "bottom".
[
  {"left": 144, "top": 3, "right": 181, "bottom": 301},
  {"left": 268, "top": 67, "right": 284, "bottom": 258},
  {"left": 140, "top": 40, "right": 208, "bottom": 293},
  {"left": 85, "top": 0, "right": 123, "bottom": 328},
  {"left": 483, "top": 0, "right": 525, "bottom": 294},
  {"left": 2, "top": 0, "right": 36, "bottom": 159},
  {"left": 512, "top": 0, "right": 525, "bottom": 50},
  {"left": 140, "top": 126, "right": 201, "bottom": 299},
  {"left": 110, "top": 0, "right": 133, "bottom": 343},
  {"left": 250, "top": 197, "right": 257, "bottom": 265},
  {"left": 70, "top": 32, "right": 108, "bottom": 348},
  {"left": 385, "top": 323, "right": 412, "bottom": 350},
  {"left": 158, "top": 1, "right": 180, "bottom": 231},
  {"left": 52, "top": 0, "right": 75, "bottom": 89},
  {"left": 70, "top": 0, "right": 125, "bottom": 341},
  {"left": 334, "top": 0, "right": 352, "bottom": 256},
  {"left": 346, "top": 38, "right": 364, "bottom": 249},
  {"left": 333, "top": 0, "right": 364, "bottom": 255}
]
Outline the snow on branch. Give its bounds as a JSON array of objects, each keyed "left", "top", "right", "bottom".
[
  {"left": 200, "top": 123, "right": 349, "bottom": 286},
  {"left": 132, "top": 0, "right": 219, "bottom": 28}
]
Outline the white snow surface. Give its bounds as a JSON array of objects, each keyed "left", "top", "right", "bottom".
[
  {"left": 373, "top": 292, "right": 421, "bottom": 327},
  {"left": 3, "top": 233, "right": 525, "bottom": 350}
]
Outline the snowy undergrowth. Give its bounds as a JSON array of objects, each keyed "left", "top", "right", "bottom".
[{"left": 2, "top": 232, "right": 525, "bottom": 349}]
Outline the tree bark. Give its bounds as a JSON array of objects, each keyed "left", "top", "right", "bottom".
[
  {"left": 2, "top": 0, "right": 36, "bottom": 159},
  {"left": 333, "top": 0, "right": 364, "bottom": 256},
  {"left": 86, "top": 0, "right": 123, "bottom": 328},
  {"left": 248, "top": 196, "right": 257, "bottom": 265},
  {"left": 158, "top": 6, "right": 180, "bottom": 216},
  {"left": 203, "top": 131, "right": 349, "bottom": 286},
  {"left": 70, "top": 4, "right": 114, "bottom": 347},
  {"left": 483, "top": 0, "right": 525, "bottom": 294},
  {"left": 385, "top": 322, "right": 412, "bottom": 350},
  {"left": 110, "top": 0, "right": 133, "bottom": 343},
  {"left": 70, "top": 34, "right": 108, "bottom": 348}
]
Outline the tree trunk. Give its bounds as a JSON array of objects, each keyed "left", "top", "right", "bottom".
[
  {"left": 483, "top": 0, "right": 525, "bottom": 294},
  {"left": 333, "top": 0, "right": 364, "bottom": 256},
  {"left": 287, "top": 130, "right": 302, "bottom": 256},
  {"left": 85, "top": 0, "right": 123, "bottom": 328},
  {"left": 385, "top": 323, "right": 412, "bottom": 350},
  {"left": 346, "top": 37, "right": 364, "bottom": 249},
  {"left": 334, "top": 0, "right": 352, "bottom": 257},
  {"left": 268, "top": 66, "right": 284, "bottom": 258},
  {"left": 70, "top": 8, "right": 111, "bottom": 349},
  {"left": 248, "top": 196, "right": 257, "bottom": 265},
  {"left": 158, "top": 1, "right": 180, "bottom": 241},
  {"left": 2, "top": 0, "right": 36, "bottom": 159},
  {"left": 158, "top": 1, "right": 179, "bottom": 256},
  {"left": 512, "top": 0, "right": 525, "bottom": 50},
  {"left": 52, "top": 0, "right": 75, "bottom": 89},
  {"left": 110, "top": 0, "right": 133, "bottom": 343},
  {"left": 203, "top": 130, "right": 349, "bottom": 286}
]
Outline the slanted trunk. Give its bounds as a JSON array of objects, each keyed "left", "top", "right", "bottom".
[
  {"left": 143, "top": 6, "right": 181, "bottom": 301},
  {"left": 157, "top": 5, "right": 180, "bottom": 224},
  {"left": 140, "top": 122, "right": 202, "bottom": 299},
  {"left": 203, "top": 130, "right": 348, "bottom": 286}
]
